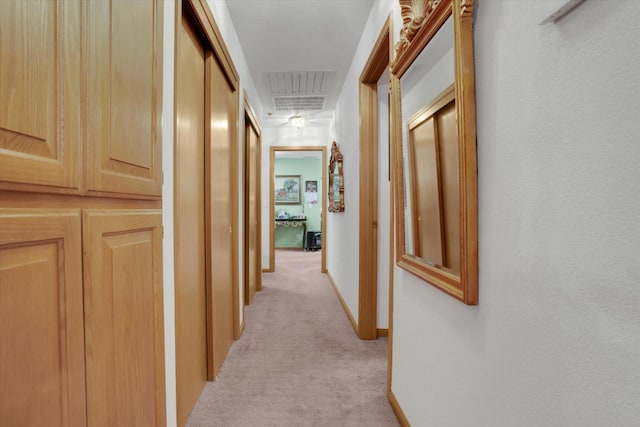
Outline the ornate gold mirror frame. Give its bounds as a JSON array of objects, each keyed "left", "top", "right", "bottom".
[
  {"left": 328, "top": 141, "right": 345, "bottom": 213},
  {"left": 391, "top": 0, "right": 477, "bottom": 304}
]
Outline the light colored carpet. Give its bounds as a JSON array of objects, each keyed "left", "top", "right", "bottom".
[{"left": 186, "top": 249, "right": 398, "bottom": 427}]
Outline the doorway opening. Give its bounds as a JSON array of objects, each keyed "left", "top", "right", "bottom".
[
  {"left": 269, "top": 146, "right": 327, "bottom": 274},
  {"left": 358, "top": 16, "right": 391, "bottom": 340}
]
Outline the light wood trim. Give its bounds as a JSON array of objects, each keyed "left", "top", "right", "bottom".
[
  {"left": 269, "top": 148, "right": 276, "bottom": 272},
  {"left": 377, "top": 329, "right": 389, "bottom": 337},
  {"left": 267, "top": 148, "right": 274, "bottom": 271},
  {"left": 186, "top": 0, "right": 239, "bottom": 90},
  {"left": 388, "top": 389, "right": 411, "bottom": 427},
  {"left": 358, "top": 83, "right": 379, "bottom": 340},
  {"left": 244, "top": 92, "right": 262, "bottom": 292},
  {"left": 360, "top": 17, "right": 391, "bottom": 82},
  {"left": 326, "top": 272, "right": 358, "bottom": 336},
  {"left": 244, "top": 91, "right": 260, "bottom": 138},
  {"left": 229, "top": 62, "right": 240, "bottom": 344},
  {"left": 269, "top": 146, "right": 327, "bottom": 273},
  {"left": 387, "top": 14, "right": 396, "bottom": 397},
  {"left": 242, "top": 95, "right": 261, "bottom": 307},
  {"left": 387, "top": 112, "right": 396, "bottom": 393},
  {"left": 358, "top": 16, "right": 392, "bottom": 340}
]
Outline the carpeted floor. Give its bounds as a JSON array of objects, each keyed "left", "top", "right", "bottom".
[{"left": 186, "top": 249, "right": 398, "bottom": 427}]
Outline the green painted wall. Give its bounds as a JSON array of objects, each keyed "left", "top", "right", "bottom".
[{"left": 274, "top": 157, "right": 322, "bottom": 248}]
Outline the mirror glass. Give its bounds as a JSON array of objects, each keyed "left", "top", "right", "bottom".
[
  {"left": 401, "top": 15, "right": 455, "bottom": 268},
  {"left": 392, "top": 0, "right": 477, "bottom": 304},
  {"left": 328, "top": 141, "right": 344, "bottom": 212}
]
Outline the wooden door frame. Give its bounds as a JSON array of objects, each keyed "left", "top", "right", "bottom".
[
  {"left": 358, "top": 17, "right": 392, "bottom": 340},
  {"left": 242, "top": 92, "right": 262, "bottom": 310},
  {"left": 269, "top": 146, "right": 327, "bottom": 274},
  {"left": 176, "top": 0, "right": 240, "bottom": 380}
]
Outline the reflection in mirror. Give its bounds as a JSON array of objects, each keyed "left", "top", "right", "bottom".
[
  {"left": 392, "top": 0, "right": 477, "bottom": 304},
  {"left": 328, "top": 141, "right": 344, "bottom": 212},
  {"left": 402, "top": 16, "right": 455, "bottom": 270}
]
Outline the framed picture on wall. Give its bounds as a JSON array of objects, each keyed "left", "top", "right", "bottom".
[
  {"left": 275, "top": 175, "right": 301, "bottom": 204},
  {"left": 305, "top": 180, "right": 317, "bottom": 192}
]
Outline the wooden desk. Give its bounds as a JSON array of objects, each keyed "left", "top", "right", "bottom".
[{"left": 274, "top": 219, "right": 307, "bottom": 249}]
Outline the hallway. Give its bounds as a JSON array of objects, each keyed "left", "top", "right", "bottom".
[{"left": 186, "top": 250, "right": 398, "bottom": 426}]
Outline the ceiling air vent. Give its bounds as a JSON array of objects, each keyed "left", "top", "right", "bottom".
[{"left": 273, "top": 96, "right": 326, "bottom": 112}]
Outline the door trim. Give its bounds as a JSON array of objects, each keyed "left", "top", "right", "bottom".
[
  {"left": 269, "top": 146, "right": 327, "bottom": 274},
  {"left": 358, "top": 16, "right": 392, "bottom": 340},
  {"left": 242, "top": 92, "right": 262, "bottom": 312}
]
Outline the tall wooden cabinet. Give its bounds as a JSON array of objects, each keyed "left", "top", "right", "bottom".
[{"left": 0, "top": 1, "right": 165, "bottom": 425}]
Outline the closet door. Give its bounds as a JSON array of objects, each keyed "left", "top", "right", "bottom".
[
  {"left": 245, "top": 120, "right": 260, "bottom": 305},
  {"left": 82, "top": 210, "right": 165, "bottom": 427},
  {"left": 0, "top": 0, "right": 81, "bottom": 193},
  {"left": 85, "top": 0, "right": 163, "bottom": 197},
  {"left": 175, "top": 13, "right": 207, "bottom": 425},
  {"left": 0, "top": 210, "right": 86, "bottom": 427},
  {"left": 206, "top": 53, "right": 236, "bottom": 377}
]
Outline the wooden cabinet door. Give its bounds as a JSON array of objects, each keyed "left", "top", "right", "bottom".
[
  {"left": 82, "top": 210, "right": 165, "bottom": 427},
  {"left": 0, "top": 1, "right": 81, "bottom": 193},
  {"left": 85, "top": 1, "right": 163, "bottom": 197},
  {"left": 0, "top": 210, "right": 86, "bottom": 427}
]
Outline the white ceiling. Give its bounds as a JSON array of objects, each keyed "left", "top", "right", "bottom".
[{"left": 225, "top": 0, "right": 376, "bottom": 127}]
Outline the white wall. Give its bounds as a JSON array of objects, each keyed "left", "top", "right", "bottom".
[
  {"left": 328, "top": 0, "right": 399, "bottom": 327},
  {"left": 389, "top": 0, "right": 640, "bottom": 426},
  {"left": 162, "top": 1, "right": 263, "bottom": 425}
]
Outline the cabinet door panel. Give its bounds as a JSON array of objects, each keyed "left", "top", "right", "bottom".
[
  {"left": 0, "top": 210, "right": 86, "bottom": 427},
  {"left": 82, "top": 209, "right": 165, "bottom": 427},
  {"left": 85, "top": 1, "right": 163, "bottom": 197},
  {"left": 0, "top": 1, "right": 81, "bottom": 192}
]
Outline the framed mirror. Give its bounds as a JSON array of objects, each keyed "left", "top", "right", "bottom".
[
  {"left": 391, "top": 0, "right": 477, "bottom": 304},
  {"left": 328, "top": 141, "right": 345, "bottom": 213}
]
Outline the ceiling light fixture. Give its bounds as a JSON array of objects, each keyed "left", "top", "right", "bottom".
[{"left": 289, "top": 115, "right": 307, "bottom": 128}]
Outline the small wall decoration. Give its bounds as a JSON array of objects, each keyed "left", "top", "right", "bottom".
[
  {"left": 328, "top": 141, "right": 345, "bottom": 213},
  {"left": 305, "top": 180, "right": 317, "bottom": 192},
  {"left": 275, "top": 175, "right": 301, "bottom": 204}
]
